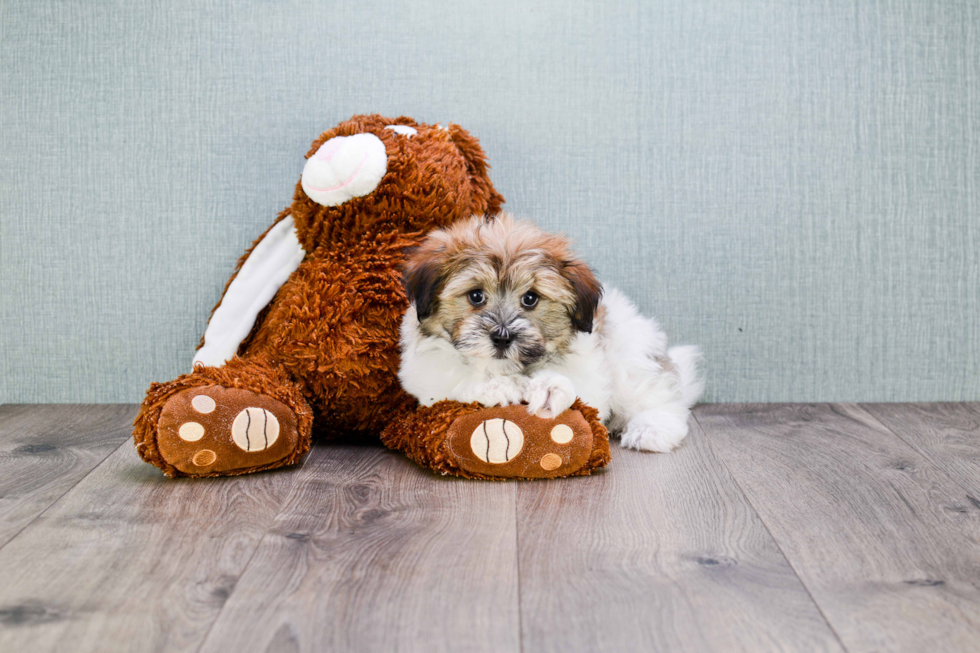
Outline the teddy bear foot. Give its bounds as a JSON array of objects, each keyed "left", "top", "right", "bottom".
[
  {"left": 155, "top": 385, "right": 303, "bottom": 477},
  {"left": 445, "top": 405, "right": 602, "bottom": 479},
  {"left": 381, "top": 399, "right": 610, "bottom": 480}
]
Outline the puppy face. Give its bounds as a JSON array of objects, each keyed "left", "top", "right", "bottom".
[{"left": 404, "top": 214, "right": 602, "bottom": 371}]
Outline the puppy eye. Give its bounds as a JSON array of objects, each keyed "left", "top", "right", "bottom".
[
  {"left": 467, "top": 289, "right": 486, "bottom": 306},
  {"left": 521, "top": 291, "right": 539, "bottom": 308}
]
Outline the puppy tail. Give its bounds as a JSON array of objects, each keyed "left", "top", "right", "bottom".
[{"left": 668, "top": 345, "right": 704, "bottom": 408}]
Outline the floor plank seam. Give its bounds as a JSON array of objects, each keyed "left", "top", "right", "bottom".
[
  {"left": 191, "top": 469, "right": 307, "bottom": 653},
  {"left": 193, "top": 532, "right": 274, "bottom": 653},
  {"left": 855, "top": 403, "right": 980, "bottom": 500},
  {"left": 513, "top": 482, "right": 524, "bottom": 653},
  {"left": 691, "top": 409, "right": 853, "bottom": 653},
  {"left": 0, "top": 438, "right": 131, "bottom": 555}
]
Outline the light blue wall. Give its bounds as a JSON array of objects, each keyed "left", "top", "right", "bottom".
[{"left": 2, "top": 0, "right": 978, "bottom": 403}]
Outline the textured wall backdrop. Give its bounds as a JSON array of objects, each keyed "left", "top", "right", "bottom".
[{"left": 1, "top": 0, "right": 978, "bottom": 403}]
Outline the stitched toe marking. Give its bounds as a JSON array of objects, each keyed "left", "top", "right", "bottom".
[
  {"left": 178, "top": 422, "right": 205, "bottom": 442},
  {"left": 550, "top": 424, "right": 574, "bottom": 444},
  {"left": 231, "top": 407, "right": 280, "bottom": 452},
  {"left": 540, "top": 453, "right": 562, "bottom": 471},
  {"left": 470, "top": 418, "right": 524, "bottom": 464},
  {"left": 191, "top": 395, "right": 216, "bottom": 413},
  {"left": 192, "top": 449, "right": 217, "bottom": 466}
]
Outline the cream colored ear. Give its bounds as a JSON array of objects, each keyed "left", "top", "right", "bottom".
[
  {"left": 192, "top": 215, "right": 306, "bottom": 368},
  {"left": 301, "top": 133, "right": 387, "bottom": 207}
]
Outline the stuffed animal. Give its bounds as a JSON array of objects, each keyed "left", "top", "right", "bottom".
[{"left": 133, "top": 115, "right": 610, "bottom": 480}]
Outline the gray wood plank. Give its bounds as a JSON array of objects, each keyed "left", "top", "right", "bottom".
[
  {"left": 697, "top": 403, "right": 980, "bottom": 653},
  {"left": 197, "top": 443, "right": 520, "bottom": 653},
  {"left": 0, "top": 404, "right": 134, "bottom": 548},
  {"left": 862, "top": 403, "right": 980, "bottom": 495},
  {"left": 0, "top": 417, "right": 298, "bottom": 652},
  {"left": 516, "top": 418, "right": 844, "bottom": 653}
]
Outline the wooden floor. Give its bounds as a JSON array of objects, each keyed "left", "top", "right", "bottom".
[{"left": 1, "top": 404, "right": 979, "bottom": 652}]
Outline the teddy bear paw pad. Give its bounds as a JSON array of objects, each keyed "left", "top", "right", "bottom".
[
  {"left": 157, "top": 386, "right": 300, "bottom": 476},
  {"left": 446, "top": 405, "right": 595, "bottom": 479}
]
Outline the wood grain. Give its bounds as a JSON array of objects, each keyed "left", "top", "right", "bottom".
[
  {"left": 197, "top": 442, "right": 521, "bottom": 653},
  {"left": 862, "top": 403, "right": 980, "bottom": 496},
  {"left": 516, "top": 418, "right": 843, "bottom": 653},
  {"left": 8, "top": 403, "right": 980, "bottom": 652},
  {"left": 697, "top": 403, "right": 980, "bottom": 653},
  {"left": 0, "top": 418, "right": 297, "bottom": 652},
  {"left": 0, "top": 404, "right": 133, "bottom": 548}
]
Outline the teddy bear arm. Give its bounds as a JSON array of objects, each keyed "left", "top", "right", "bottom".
[{"left": 194, "top": 210, "right": 305, "bottom": 365}]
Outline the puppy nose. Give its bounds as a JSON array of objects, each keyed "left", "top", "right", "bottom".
[
  {"left": 490, "top": 327, "right": 513, "bottom": 349},
  {"left": 301, "top": 133, "right": 387, "bottom": 208}
]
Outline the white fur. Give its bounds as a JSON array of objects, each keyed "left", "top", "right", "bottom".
[
  {"left": 301, "top": 133, "right": 387, "bottom": 207},
  {"left": 193, "top": 215, "right": 307, "bottom": 368},
  {"left": 384, "top": 125, "right": 417, "bottom": 137},
  {"left": 399, "top": 287, "right": 704, "bottom": 452}
]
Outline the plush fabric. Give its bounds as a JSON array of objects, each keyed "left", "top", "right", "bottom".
[
  {"left": 385, "top": 125, "right": 418, "bottom": 137},
  {"left": 133, "top": 114, "right": 609, "bottom": 479},
  {"left": 193, "top": 215, "right": 306, "bottom": 368},
  {"left": 300, "top": 133, "right": 389, "bottom": 207},
  {"left": 133, "top": 354, "right": 314, "bottom": 478},
  {"left": 380, "top": 399, "right": 610, "bottom": 480}
]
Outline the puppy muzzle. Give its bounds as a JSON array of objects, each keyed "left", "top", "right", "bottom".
[{"left": 489, "top": 326, "right": 514, "bottom": 353}]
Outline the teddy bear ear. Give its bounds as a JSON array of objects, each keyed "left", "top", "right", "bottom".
[{"left": 446, "top": 124, "right": 505, "bottom": 215}]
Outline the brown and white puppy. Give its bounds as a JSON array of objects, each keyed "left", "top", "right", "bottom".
[{"left": 399, "top": 214, "right": 704, "bottom": 452}]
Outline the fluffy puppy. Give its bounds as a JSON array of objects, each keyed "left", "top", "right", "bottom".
[{"left": 398, "top": 214, "right": 703, "bottom": 452}]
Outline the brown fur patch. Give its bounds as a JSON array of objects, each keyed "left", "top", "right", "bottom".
[
  {"left": 406, "top": 214, "right": 602, "bottom": 367},
  {"left": 136, "top": 115, "right": 610, "bottom": 480},
  {"left": 137, "top": 115, "right": 505, "bottom": 476}
]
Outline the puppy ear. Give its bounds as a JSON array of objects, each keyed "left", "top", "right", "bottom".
[
  {"left": 403, "top": 243, "right": 446, "bottom": 321},
  {"left": 563, "top": 260, "right": 603, "bottom": 333}
]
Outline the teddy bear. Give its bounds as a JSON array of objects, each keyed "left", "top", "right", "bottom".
[{"left": 133, "top": 114, "right": 610, "bottom": 480}]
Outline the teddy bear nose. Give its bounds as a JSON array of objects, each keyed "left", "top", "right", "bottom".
[{"left": 301, "top": 133, "right": 387, "bottom": 207}]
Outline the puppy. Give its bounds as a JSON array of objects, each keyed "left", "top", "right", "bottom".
[{"left": 398, "top": 214, "right": 703, "bottom": 452}]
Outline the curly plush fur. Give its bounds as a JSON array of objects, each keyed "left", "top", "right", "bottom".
[{"left": 133, "top": 114, "right": 608, "bottom": 480}]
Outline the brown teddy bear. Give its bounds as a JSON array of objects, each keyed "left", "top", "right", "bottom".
[{"left": 133, "top": 114, "right": 609, "bottom": 480}]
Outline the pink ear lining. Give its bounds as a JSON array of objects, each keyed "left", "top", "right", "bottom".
[
  {"left": 305, "top": 153, "right": 369, "bottom": 193},
  {"left": 301, "top": 132, "right": 388, "bottom": 208},
  {"left": 315, "top": 138, "right": 343, "bottom": 163}
]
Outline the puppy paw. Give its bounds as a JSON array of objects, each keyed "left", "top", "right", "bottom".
[
  {"left": 524, "top": 371, "right": 576, "bottom": 418},
  {"left": 465, "top": 377, "right": 526, "bottom": 407},
  {"left": 620, "top": 408, "right": 690, "bottom": 452}
]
